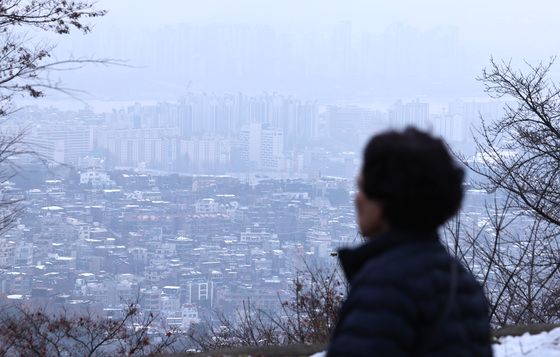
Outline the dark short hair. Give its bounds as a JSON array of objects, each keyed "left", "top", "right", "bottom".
[{"left": 361, "top": 127, "right": 464, "bottom": 231}]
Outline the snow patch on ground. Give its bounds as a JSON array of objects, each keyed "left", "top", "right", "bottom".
[
  {"left": 310, "top": 327, "right": 560, "bottom": 357},
  {"left": 309, "top": 352, "right": 325, "bottom": 357},
  {"left": 494, "top": 327, "right": 560, "bottom": 357}
]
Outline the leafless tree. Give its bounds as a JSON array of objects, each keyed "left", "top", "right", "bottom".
[
  {"left": 443, "top": 191, "right": 560, "bottom": 327},
  {"left": 187, "top": 261, "right": 345, "bottom": 351},
  {"left": 0, "top": 0, "right": 107, "bottom": 116},
  {"left": 269, "top": 260, "right": 344, "bottom": 345},
  {"left": 0, "top": 302, "right": 180, "bottom": 356},
  {"left": 468, "top": 57, "right": 560, "bottom": 227},
  {"left": 0, "top": 0, "right": 108, "bottom": 234},
  {"left": 0, "top": 128, "right": 42, "bottom": 235},
  {"left": 446, "top": 58, "right": 560, "bottom": 327},
  {"left": 187, "top": 300, "right": 280, "bottom": 351}
]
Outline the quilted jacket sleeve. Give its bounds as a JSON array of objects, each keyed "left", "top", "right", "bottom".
[{"left": 327, "top": 275, "right": 417, "bottom": 357}]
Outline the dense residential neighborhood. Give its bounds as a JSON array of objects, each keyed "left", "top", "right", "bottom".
[{"left": 0, "top": 163, "right": 359, "bottom": 331}]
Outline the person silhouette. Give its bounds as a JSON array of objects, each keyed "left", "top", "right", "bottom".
[{"left": 327, "top": 128, "right": 492, "bottom": 356}]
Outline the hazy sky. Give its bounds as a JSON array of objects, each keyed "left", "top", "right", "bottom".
[
  {"left": 96, "top": 0, "right": 558, "bottom": 53},
  {"left": 97, "top": 0, "right": 549, "bottom": 30},
  {"left": 39, "top": 0, "right": 560, "bottom": 108}
]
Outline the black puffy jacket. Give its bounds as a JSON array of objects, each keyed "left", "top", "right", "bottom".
[{"left": 327, "top": 230, "right": 492, "bottom": 356}]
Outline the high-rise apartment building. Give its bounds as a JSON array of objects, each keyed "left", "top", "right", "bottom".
[
  {"left": 389, "top": 99, "right": 430, "bottom": 129},
  {"left": 239, "top": 123, "right": 284, "bottom": 171},
  {"left": 30, "top": 126, "right": 92, "bottom": 165},
  {"left": 96, "top": 128, "right": 177, "bottom": 169},
  {"left": 177, "top": 138, "right": 231, "bottom": 172}
]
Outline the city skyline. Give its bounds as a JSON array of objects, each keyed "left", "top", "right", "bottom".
[{"left": 40, "top": 1, "right": 560, "bottom": 108}]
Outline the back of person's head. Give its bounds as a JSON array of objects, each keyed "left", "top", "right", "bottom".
[{"left": 361, "top": 127, "right": 464, "bottom": 232}]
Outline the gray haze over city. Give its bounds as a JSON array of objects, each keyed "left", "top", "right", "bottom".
[
  {"left": 1, "top": 0, "right": 555, "bottom": 336},
  {"left": 45, "top": 0, "right": 560, "bottom": 106}
]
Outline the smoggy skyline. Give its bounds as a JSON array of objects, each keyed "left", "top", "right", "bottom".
[{"left": 35, "top": 1, "right": 560, "bottom": 109}]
